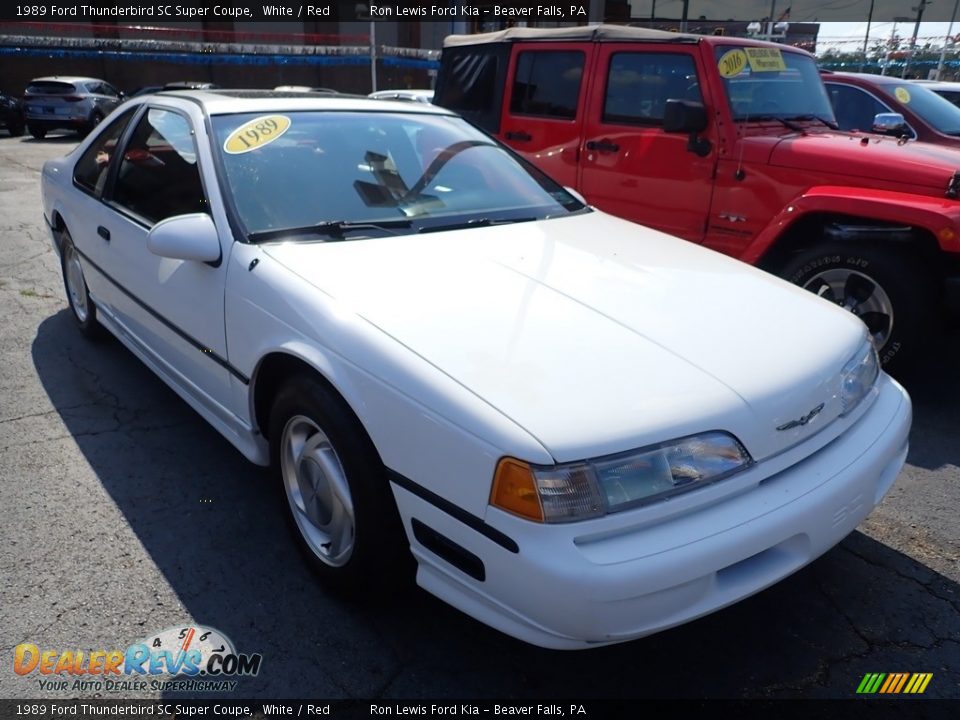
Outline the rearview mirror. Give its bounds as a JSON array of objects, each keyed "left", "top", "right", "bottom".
[
  {"left": 664, "top": 99, "right": 708, "bottom": 134},
  {"left": 147, "top": 213, "right": 221, "bottom": 264}
]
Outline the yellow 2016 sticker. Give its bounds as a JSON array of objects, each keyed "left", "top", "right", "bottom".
[
  {"left": 745, "top": 47, "right": 787, "bottom": 72},
  {"left": 718, "top": 49, "right": 748, "bottom": 78},
  {"left": 223, "top": 115, "right": 291, "bottom": 154},
  {"left": 894, "top": 86, "right": 911, "bottom": 104}
]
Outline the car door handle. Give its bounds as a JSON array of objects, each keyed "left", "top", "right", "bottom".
[
  {"left": 586, "top": 139, "right": 620, "bottom": 152},
  {"left": 505, "top": 130, "right": 532, "bottom": 142},
  {"left": 97, "top": 226, "right": 110, "bottom": 241}
]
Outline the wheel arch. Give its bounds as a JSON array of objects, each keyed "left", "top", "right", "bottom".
[
  {"left": 756, "top": 211, "right": 944, "bottom": 276},
  {"left": 250, "top": 350, "right": 379, "bottom": 459}
]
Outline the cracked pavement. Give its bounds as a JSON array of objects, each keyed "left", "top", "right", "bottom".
[{"left": 0, "top": 133, "right": 957, "bottom": 701}]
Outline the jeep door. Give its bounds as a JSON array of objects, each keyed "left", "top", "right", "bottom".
[
  {"left": 497, "top": 43, "right": 591, "bottom": 188},
  {"left": 578, "top": 45, "right": 717, "bottom": 242}
]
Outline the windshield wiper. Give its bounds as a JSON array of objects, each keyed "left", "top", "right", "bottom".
[
  {"left": 249, "top": 218, "right": 413, "bottom": 243},
  {"left": 418, "top": 216, "right": 538, "bottom": 234},
  {"left": 785, "top": 114, "right": 839, "bottom": 130},
  {"left": 736, "top": 114, "right": 805, "bottom": 132}
]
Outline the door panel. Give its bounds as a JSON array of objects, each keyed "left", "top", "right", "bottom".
[
  {"left": 579, "top": 46, "right": 717, "bottom": 242},
  {"left": 97, "top": 106, "right": 232, "bottom": 408},
  {"left": 499, "top": 43, "right": 591, "bottom": 187}
]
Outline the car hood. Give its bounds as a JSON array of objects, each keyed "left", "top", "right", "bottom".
[
  {"left": 262, "top": 212, "right": 867, "bottom": 463},
  {"left": 766, "top": 131, "right": 960, "bottom": 192}
]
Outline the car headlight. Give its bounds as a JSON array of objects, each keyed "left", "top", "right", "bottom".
[
  {"left": 840, "top": 341, "right": 879, "bottom": 416},
  {"left": 491, "top": 431, "right": 753, "bottom": 523}
]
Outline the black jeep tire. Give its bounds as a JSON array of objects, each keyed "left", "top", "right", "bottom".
[
  {"left": 781, "top": 243, "right": 935, "bottom": 370},
  {"left": 28, "top": 125, "right": 46, "bottom": 140}
]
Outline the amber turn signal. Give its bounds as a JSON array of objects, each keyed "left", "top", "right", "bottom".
[{"left": 490, "top": 458, "right": 545, "bottom": 522}]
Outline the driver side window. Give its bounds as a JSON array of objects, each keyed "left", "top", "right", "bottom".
[{"left": 112, "top": 108, "right": 208, "bottom": 225}]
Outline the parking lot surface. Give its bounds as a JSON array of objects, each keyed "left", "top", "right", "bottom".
[{"left": 1, "top": 133, "right": 958, "bottom": 700}]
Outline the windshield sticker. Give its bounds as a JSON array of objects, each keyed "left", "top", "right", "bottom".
[
  {"left": 223, "top": 115, "right": 291, "bottom": 154},
  {"left": 894, "top": 87, "right": 911, "bottom": 104},
  {"left": 718, "top": 49, "right": 748, "bottom": 78},
  {"left": 745, "top": 47, "right": 787, "bottom": 72}
]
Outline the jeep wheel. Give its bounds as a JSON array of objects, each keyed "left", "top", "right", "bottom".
[
  {"left": 28, "top": 125, "right": 46, "bottom": 140},
  {"left": 782, "top": 244, "right": 934, "bottom": 370},
  {"left": 9, "top": 121, "right": 25, "bottom": 137}
]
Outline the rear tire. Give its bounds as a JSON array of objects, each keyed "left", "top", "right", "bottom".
[
  {"left": 59, "top": 227, "right": 103, "bottom": 339},
  {"left": 28, "top": 125, "right": 46, "bottom": 140},
  {"left": 781, "top": 243, "right": 934, "bottom": 371},
  {"left": 268, "top": 374, "right": 410, "bottom": 593},
  {"left": 8, "top": 121, "right": 25, "bottom": 137}
]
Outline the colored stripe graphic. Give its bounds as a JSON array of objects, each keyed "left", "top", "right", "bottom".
[{"left": 857, "top": 672, "right": 932, "bottom": 694}]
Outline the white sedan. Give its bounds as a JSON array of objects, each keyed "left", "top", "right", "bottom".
[{"left": 41, "top": 91, "right": 911, "bottom": 649}]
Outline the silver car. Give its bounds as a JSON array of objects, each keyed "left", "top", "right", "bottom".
[{"left": 24, "top": 76, "right": 123, "bottom": 139}]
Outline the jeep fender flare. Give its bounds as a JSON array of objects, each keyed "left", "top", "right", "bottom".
[{"left": 741, "top": 185, "right": 960, "bottom": 265}]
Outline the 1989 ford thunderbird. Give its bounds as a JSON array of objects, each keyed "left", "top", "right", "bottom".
[{"left": 41, "top": 91, "right": 911, "bottom": 649}]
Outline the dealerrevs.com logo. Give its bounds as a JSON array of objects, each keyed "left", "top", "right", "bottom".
[{"left": 14, "top": 625, "right": 262, "bottom": 693}]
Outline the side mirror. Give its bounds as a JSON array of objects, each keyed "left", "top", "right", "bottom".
[
  {"left": 664, "top": 99, "right": 711, "bottom": 157},
  {"left": 664, "top": 99, "right": 708, "bottom": 134},
  {"left": 147, "top": 213, "right": 221, "bottom": 264},
  {"left": 872, "top": 112, "right": 908, "bottom": 136}
]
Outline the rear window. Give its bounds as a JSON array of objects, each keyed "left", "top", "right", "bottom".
[{"left": 26, "top": 82, "right": 77, "bottom": 95}]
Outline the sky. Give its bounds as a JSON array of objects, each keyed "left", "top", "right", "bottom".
[{"left": 817, "top": 21, "right": 960, "bottom": 52}]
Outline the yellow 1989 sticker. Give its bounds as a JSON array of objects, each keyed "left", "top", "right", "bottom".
[
  {"left": 718, "top": 49, "right": 748, "bottom": 78},
  {"left": 223, "top": 115, "right": 291, "bottom": 154},
  {"left": 894, "top": 87, "right": 911, "bottom": 104}
]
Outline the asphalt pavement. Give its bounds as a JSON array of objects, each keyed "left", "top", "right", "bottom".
[{"left": 1, "top": 133, "right": 957, "bottom": 702}]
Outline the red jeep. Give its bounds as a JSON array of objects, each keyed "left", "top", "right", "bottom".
[{"left": 435, "top": 25, "right": 960, "bottom": 368}]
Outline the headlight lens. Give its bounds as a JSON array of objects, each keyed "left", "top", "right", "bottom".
[
  {"left": 491, "top": 432, "right": 753, "bottom": 523},
  {"left": 840, "top": 341, "right": 879, "bottom": 416}
]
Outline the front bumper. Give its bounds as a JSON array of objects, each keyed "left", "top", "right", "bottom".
[{"left": 392, "top": 374, "right": 911, "bottom": 649}]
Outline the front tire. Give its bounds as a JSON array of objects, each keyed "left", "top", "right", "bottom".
[
  {"left": 269, "top": 375, "right": 409, "bottom": 592},
  {"left": 781, "top": 243, "right": 934, "bottom": 370},
  {"left": 83, "top": 112, "right": 103, "bottom": 137},
  {"left": 60, "top": 228, "right": 102, "bottom": 339},
  {"left": 29, "top": 125, "right": 46, "bottom": 140}
]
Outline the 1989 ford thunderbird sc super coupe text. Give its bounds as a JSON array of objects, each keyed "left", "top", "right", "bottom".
[{"left": 41, "top": 91, "right": 911, "bottom": 649}]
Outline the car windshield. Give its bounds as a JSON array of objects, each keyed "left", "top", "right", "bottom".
[
  {"left": 211, "top": 110, "right": 585, "bottom": 239},
  {"left": 714, "top": 46, "right": 836, "bottom": 123},
  {"left": 876, "top": 82, "right": 960, "bottom": 135}
]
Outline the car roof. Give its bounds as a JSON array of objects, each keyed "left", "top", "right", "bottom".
[
  {"left": 157, "top": 89, "right": 455, "bottom": 116},
  {"left": 443, "top": 23, "right": 813, "bottom": 55},
  {"left": 913, "top": 80, "right": 960, "bottom": 90},
  {"left": 822, "top": 72, "right": 906, "bottom": 85},
  {"left": 29, "top": 76, "right": 104, "bottom": 84}
]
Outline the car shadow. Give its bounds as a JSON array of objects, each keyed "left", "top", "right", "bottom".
[{"left": 31, "top": 309, "right": 960, "bottom": 699}]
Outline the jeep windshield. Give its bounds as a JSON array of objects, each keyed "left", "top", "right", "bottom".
[
  {"left": 715, "top": 45, "right": 836, "bottom": 125},
  {"left": 212, "top": 111, "right": 586, "bottom": 240}
]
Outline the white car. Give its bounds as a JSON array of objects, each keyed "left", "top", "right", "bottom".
[{"left": 41, "top": 90, "right": 911, "bottom": 649}]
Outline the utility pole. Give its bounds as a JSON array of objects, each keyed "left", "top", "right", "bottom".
[
  {"left": 902, "top": 0, "right": 930, "bottom": 79},
  {"left": 767, "top": 0, "right": 777, "bottom": 41},
  {"left": 860, "top": 0, "right": 875, "bottom": 73},
  {"left": 937, "top": 0, "right": 960, "bottom": 79}
]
